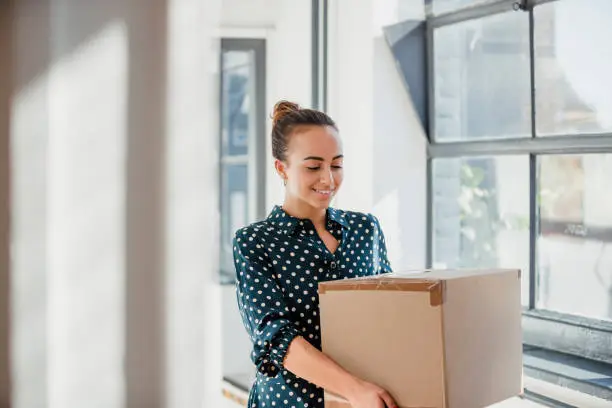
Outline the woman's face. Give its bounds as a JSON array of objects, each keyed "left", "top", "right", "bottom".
[{"left": 276, "top": 125, "right": 344, "bottom": 210}]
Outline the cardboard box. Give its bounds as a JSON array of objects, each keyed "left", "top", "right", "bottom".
[{"left": 318, "top": 269, "right": 523, "bottom": 408}]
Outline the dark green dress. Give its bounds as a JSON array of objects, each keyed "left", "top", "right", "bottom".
[{"left": 233, "top": 205, "right": 392, "bottom": 408}]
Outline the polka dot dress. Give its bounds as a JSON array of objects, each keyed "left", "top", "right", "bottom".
[{"left": 233, "top": 205, "right": 392, "bottom": 408}]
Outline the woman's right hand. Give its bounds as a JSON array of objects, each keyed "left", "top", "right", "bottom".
[{"left": 347, "top": 379, "right": 398, "bottom": 408}]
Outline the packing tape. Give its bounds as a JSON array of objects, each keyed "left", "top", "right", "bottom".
[{"left": 318, "top": 278, "right": 444, "bottom": 306}]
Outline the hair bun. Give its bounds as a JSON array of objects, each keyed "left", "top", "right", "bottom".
[{"left": 272, "top": 100, "right": 300, "bottom": 126}]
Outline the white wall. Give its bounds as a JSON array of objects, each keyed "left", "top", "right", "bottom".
[
  {"left": 220, "top": 0, "right": 279, "bottom": 29},
  {"left": 328, "top": 0, "right": 427, "bottom": 270},
  {"left": 217, "top": 0, "right": 314, "bottom": 383},
  {"left": 217, "top": 0, "right": 429, "bottom": 393},
  {"left": 10, "top": 1, "right": 52, "bottom": 406},
  {"left": 0, "top": 4, "right": 11, "bottom": 405},
  {"left": 264, "top": 0, "right": 314, "bottom": 209},
  {"left": 9, "top": 1, "right": 221, "bottom": 407}
]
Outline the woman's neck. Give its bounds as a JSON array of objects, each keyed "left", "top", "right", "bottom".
[{"left": 282, "top": 197, "right": 327, "bottom": 228}]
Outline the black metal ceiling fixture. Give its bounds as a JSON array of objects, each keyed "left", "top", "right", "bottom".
[{"left": 513, "top": 0, "right": 531, "bottom": 11}]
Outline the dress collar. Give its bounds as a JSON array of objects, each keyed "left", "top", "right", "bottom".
[{"left": 266, "top": 205, "right": 349, "bottom": 235}]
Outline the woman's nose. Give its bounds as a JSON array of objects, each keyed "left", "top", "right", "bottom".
[{"left": 320, "top": 168, "right": 334, "bottom": 187}]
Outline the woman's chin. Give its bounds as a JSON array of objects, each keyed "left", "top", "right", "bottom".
[{"left": 308, "top": 194, "right": 333, "bottom": 208}]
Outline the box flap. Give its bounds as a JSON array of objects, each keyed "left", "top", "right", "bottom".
[{"left": 388, "top": 268, "right": 520, "bottom": 280}]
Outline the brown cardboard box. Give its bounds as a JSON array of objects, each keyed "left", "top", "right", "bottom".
[{"left": 318, "top": 269, "right": 523, "bottom": 408}]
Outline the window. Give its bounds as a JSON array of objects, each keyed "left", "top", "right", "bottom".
[
  {"left": 538, "top": 154, "right": 612, "bottom": 321},
  {"left": 219, "top": 39, "right": 266, "bottom": 283},
  {"left": 432, "top": 155, "right": 530, "bottom": 305},
  {"left": 427, "top": 0, "right": 612, "bottom": 365},
  {"left": 433, "top": 11, "right": 531, "bottom": 142},
  {"left": 534, "top": 1, "right": 612, "bottom": 136}
]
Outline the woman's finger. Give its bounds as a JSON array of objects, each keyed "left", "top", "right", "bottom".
[{"left": 380, "top": 390, "right": 398, "bottom": 408}]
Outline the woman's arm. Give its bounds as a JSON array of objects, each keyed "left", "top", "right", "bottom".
[
  {"left": 284, "top": 336, "right": 398, "bottom": 408},
  {"left": 370, "top": 213, "right": 393, "bottom": 275}
]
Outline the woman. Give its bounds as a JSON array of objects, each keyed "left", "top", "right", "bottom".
[{"left": 233, "top": 101, "right": 397, "bottom": 408}]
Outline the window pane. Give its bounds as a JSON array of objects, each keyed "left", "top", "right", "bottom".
[
  {"left": 221, "top": 50, "right": 255, "bottom": 156},
  {"left": 535, "top": 1, "right": 612, "bottom": 136},
  {"left": 537, "top": 154, "right": 612, "bottom": 321},
  {"left": 433, "top": 11, "right": 531, "bottom": 142},
  {"left": 430, "top": 0, "right": 490, "bottom": 15},
  {"left": 432, "top": 156, "right": 530, "bottom": 306},
  {"left": 220, "top": 164, "right": 248, "bottom": 277}
]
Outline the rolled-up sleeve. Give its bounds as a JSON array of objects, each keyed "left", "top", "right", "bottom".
[
  {"left": 233, "top": 231, "right": 301, "bottom": 378},
  {"left": 370, "top": 214, "right": 393, "bottom": 275}
]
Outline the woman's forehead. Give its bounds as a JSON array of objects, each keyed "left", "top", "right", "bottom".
[{"left": 287, "top": 126, "right": 343, "bottom": 157}]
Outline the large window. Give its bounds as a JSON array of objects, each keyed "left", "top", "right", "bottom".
[
  {"left": 219, "top": 39, "right": 266, "bottom": 283},
  {"left": 427, "top": 0, "right": 612, "bottom": 357}
]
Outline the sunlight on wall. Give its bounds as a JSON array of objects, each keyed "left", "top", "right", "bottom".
[{"left": 48, "top": 20, "right": 128, "bottom": 408}]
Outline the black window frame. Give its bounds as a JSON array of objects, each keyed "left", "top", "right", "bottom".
[{"left": 425, "top": 0, "right": 612, "bottom": 365}]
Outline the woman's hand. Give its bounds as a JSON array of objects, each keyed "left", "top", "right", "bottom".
[{"left": 346, "top": 379, "right": 398, "bottom": 408}]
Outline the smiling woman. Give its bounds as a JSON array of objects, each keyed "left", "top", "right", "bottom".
[
  {"left": 233, "top": 101, "right": 397, "bottom": 408},
  {"left": 272, "top": 101, "right": 344, "bottom": 216}
]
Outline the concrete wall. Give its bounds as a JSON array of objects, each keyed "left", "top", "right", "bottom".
[
  {"left": 4, "top": 0, "right": 431, "bottom": 406},
  {"left": 1, "top": 2, "right": 12, "bottom": 405},
  {"left": 328, "top": 0, "right": 427, "bottom": 270},
  {"left": 217, "top": 0, "right": 315, "bottom": 381},
  {"left": 7, "top": 0, "right": 221, "bottom": 407},
  {"left": 11, "top": 1, "right": 52, "bottom": 405},
  {"left": 218, "top": 0, "right": 429, "bottom": 395}
]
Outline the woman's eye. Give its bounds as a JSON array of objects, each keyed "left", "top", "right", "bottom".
[
  {"left": 307, "top": 167, "right": 320, "bottom": 171},
  {"left": 332, "top": 165, "right": 343, "bottom": 169}
]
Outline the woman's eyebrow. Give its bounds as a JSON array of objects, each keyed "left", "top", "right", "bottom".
[{"left": 303, "top": 154, "right": 344, "bottom": 161}]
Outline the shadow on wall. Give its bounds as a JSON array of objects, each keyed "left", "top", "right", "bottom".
[
  {"left": 372, "top": 30, "right": 428, "bottom": 271},
  {"left": 124, "top": 1, "right": 168, "bottom": 407},
  {"left": 1, "top": 3, "right": 12, "bottom": 405},
  {"left": 10, "top": 0, "right": 171, "bottom": 406}
]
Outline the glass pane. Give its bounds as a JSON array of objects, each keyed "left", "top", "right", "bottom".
[
  {"left": 432, "top": 156, "right": 530, "bottom": 306},
  {"left": 537, "top": 154, "right": 612, "bottom": 321},
  {"left": 220, "top": 164, "right": 249, "bottom": 277},
  {"left": 221, "top": 50, "right": 255, "bottom": 156},
  {"left": 433, "top": 11, "right": 531, "bottom": 142},
  {"left": 430, "top": 0, "right": 490, "bottom": 15},
  {"left": 535, "top": 0, "right": 612, "bottom": 136}
]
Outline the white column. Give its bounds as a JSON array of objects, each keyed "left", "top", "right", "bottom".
[
  {"left": 0, "top": 2, "right": 12, "bottom": 405},
  {"left": 10, "top": 1, "right": 52, "bottom": 407},
  {"left": 47, "top": 1, "right": 128, "bottom": 406},
  {"left": 165, "top": 0, "right": 222, "bottom": 406}
]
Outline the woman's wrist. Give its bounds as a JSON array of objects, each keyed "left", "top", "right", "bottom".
[{"left": 340, "top": 373, "right": 364, "bottom": 402}]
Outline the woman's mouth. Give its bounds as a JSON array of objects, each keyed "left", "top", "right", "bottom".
[{"left": 312, "top": 188, "right": 334, "bottom": 197}]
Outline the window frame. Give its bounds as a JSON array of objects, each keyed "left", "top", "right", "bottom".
[
  {"left": 218, "top": 38, "right": 267, "bottom": 285},
  {"left": 425, "top": 0, "right": 612, "bottom": 364}
]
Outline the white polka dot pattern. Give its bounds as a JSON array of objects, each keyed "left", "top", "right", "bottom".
[{"left": 233, "top": 205, "right": 392, "bottom": 408}]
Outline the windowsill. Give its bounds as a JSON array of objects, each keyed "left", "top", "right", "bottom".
[
  {"left": 523, "top": 308, "right": 612, "bottom": 333},
  {"left": 523, "top": 309, "right": 612, "bottom": 364},
  {"left": 221, "top": 347, "right": 612, "bottom": 407},
  {"left": 523, "top": 344, "right": 612, "bottom": 402}
]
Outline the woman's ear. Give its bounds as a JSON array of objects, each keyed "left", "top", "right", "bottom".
[{"left": 274, "top": 159, "right": 287, "bottom": 180}]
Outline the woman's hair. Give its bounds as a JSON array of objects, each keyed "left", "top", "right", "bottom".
[{"left": 271, "top": 100, "right": 338, "bottom": 162}]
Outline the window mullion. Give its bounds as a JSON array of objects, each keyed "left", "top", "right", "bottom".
[{"left": 528, "top": 0, "right": 537, "bottom": 310}]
